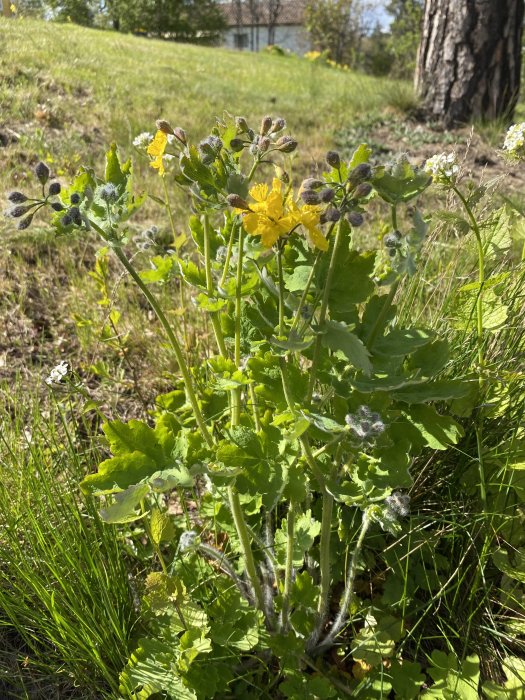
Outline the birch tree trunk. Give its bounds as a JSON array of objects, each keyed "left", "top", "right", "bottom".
[{"left": 415, "top": 0, "right": 524, "bottom": 125}]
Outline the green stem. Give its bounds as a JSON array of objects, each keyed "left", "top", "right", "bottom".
[
  {"left": 306, "top": 220, "right": 345, "bottom": 404},
  {"left": 276, "top": 243, "right": 285, "bottom": 337},
  {"left": 219, "top": 219, "right": 237, "bottom": 289},
  {"left": 231, "top": 226, "right": 245, "bottom": 425},
  {"left": 365, "top": 279, "right": 400, "bottom": 350},
  {"left": 452, "top": 185, "right": 485, "bottom": 368},
  {"left": 203, "top": 213, "right": 228, "bottom": 357},
  {"left": 315, "top": 510, "right": 371, "bottom": 654},
  {"left": 228, "top": 486, "right": 265, "bottom": 612},
  {"left": 162, "top": 176, "right": 177, "bottom": 241},
  {"left": 280, "top": 499, "right": 295, "bottom": 632},
  {"left": 289, "top": 253, "right": 320, "bottom": 333},
  {"left": 313, "top": 490, "right": 333, "bottom": 638},
  {"left": 105, "top": 237, "right": 213, "bottom": 449}
]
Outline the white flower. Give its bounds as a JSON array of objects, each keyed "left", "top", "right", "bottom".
[
  {"left": 45, "top": 360, "right": 69, "bottom": 386},
  {"left": 503, "top": 122, "right": 525, "bottom": 160},
  {"left": 132, "top": 131, "right": 153, "bottom": 149},
  {"left": 424, "top": 152, "right": 459, "bottom": 183}
]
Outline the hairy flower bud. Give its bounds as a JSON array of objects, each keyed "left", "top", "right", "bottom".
[
  {"left": 8, "top": 191, "right": 28, "bottom": 203},
  {"left": 48, "top": 181, "right": 61, "bottom": 196},
  {"left": 17, "top": 214, "right": 34, "bottom": 230},
  {"left": 173, "top": 126, "right": 187, "bottom": 145},
  {"left": 51, "top": 202, "right": 64, "bottom": 212},
  {"left": 320, "top": 207, "right": 341, "bottom": 224},
  {"left": 259, "top": 136, "right": 270, "bottom": 153},
  {"left": 301, "top": 189, "right": 321, "bottom": 205},
  {"left": 226, "top": 193, "right": 250, "bottom": 210},
  {"left": 8, "top": 204, "right": 32, "bottom": 218},
  {"left": 235, "top": 116, "right": 249, "bottom": 133},
  {"left": 61, "top": 214, "right": 72, "bottom": 227},
  {"left": 347, "top": 211, "right": 364, "bottom": 227},
  {"left": 260, "top": 115, "right": 273, "bottom": 136},
  {"left": 385, "top": 492, "right": 410, "bottom": 518},
  {"left": 354, "top": 182, "right": 372, "bottom": 199},
  {"left": 156, "top": 119, "right": 174, "bottom": 135},
  {"left": 319, "top": 188, "right": 335, "bottom": 203},
  {"left": 383, "top": 230, "right": 402, "bottom": 248},
  {"left": 229, "top": 138, "right": 245, "bottom": 152},
  {"left": 99, "top": 183, "right": 118, "bottom": 203},
  {"left": 348, "top": 162, "right": 371, "bottom": 184},
  {"left": 270, "top": 117, "right": 286, "bottom": 133},
  {"left": 326, "top": 150, "right": 340, "bottom": 168},
  {"left": 68, "top": 206, "right": 82, "bottom": 225},
  {"left": 301, "top": 178, "right": 324, "bottom": 191},
  {"left": 276, "top": 136, "right": 297, "bottom": 153},
  {"left": 70, "top": 192, "right": 81, "bottom": 205},
  {"left": 35, "top": 161, "right": 50, "bottom": 185}
]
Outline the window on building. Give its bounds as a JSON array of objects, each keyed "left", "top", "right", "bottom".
[{"left": 234, "top": 33, "right": 249, "bottom": 49}]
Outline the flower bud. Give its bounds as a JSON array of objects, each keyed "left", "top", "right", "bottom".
[
  {"left": 173, "top": 126, "right": 187, "bottom": 145},
  {"left": 383, "top": 230, "right": 402, "bottom": 248},
  {"left": 8, "top": 204, "right": 32, "bottom": 218},
  {"left": 35, "top": 161, "right": 50, "bottom": 185},
  {"left": 99, "top": 183, "right": 118, "bottom": 203},
  {"left": 68, "top": 206, "right": 82, "bottom": 225},
  {"left": 8, "top": 191, "right": 28, "bottom": 203},
  {"left": 276, "top": 136, "right": 297, "bottom": 153},
  {"left": 61, "top": 214, "right": 72, "bottom": 227},
  {"left": 301, "top": 178, "right": 324, "bottom": 190},
  {"left": 236, "top": 116, "right": 249, "bottom": 133},
  {"left": 70, "top": 192, "right": 81, "bottom": 204},
  {"left": 230, "top": 138, "right": 245, "bottom": 152},
  {"left": 51, "top": 202, "right": 64, "bottom": 212},
  {"left": 48, "top": 182, "right": 61, "bottom": 196},
  {"left": 301, "top": 190, "right": 321, "bottom": 205},
  {"left": 320, "top": 207, "right": 341, "bottom": 224},
  {"left": 348, "top": 162, "right": 371, "bottom": 184},
  {"left": 17, "top": 214, "right": 34, "bottom": 230},
  {"left": 319, "top": 188, "right": 335, "bottom": 203},
  {"left": 260, "top": 115, "right": 273, "bottom": 136},
  {"left": 347, "top": 211, "right": 364, "bottom": 227},
  {"left": 326, "top": 150, "right": 340, "bottom": 168},
  {"left": 259, "top": 136, "right": 270, "bottom": 153},
  {"left": 208, "top": 135, "right": 223, "bottom": 153},
  {"left": 227, "top": 193, "right": 250, "bottom": 210},
  {"left": 270, "top": 117, "right": 286, "bottom": 133},
  {"left": 156, "top": 119, "right": 174, "bottom": 135},
  {"left": 354, "top": 182, "right": 372, "bottom": 199}
]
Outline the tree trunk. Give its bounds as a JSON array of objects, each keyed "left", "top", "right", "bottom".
[{"left": 415, "top": 0, "right": 524, "bottom": 126}]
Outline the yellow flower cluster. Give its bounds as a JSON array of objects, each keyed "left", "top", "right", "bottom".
[
  {"left": 236, "top": 179, "right": 328, "bottom": 251},
  {"left": 147, "top": 130, "right": 168, "bottom": 176}
]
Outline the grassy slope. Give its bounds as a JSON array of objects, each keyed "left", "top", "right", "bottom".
[{"left": 0, "top": 18, "right": 413, "bottom": 199}]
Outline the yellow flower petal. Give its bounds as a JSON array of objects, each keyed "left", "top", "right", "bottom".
[
  {"left": 249, "top": 183, "right": 269, "bottom": 202},
  {"left": 147, "top": 130, "right": 168, "bottom": 158},
  {"left": 242, "top": 212, "right": 261, "bottom": 235},
  {"left": 305, "top": 226, "right": 328, "bottom": 251},
  {"left": 258, "top": 223, "right": 283, "bottom": 248},
  {"left": 150, "top": 154, "right": 165, "bottom": 177}
]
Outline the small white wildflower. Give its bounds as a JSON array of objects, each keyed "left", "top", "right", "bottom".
[
  {"left": 132, "top": 131, "right": 154, "bottom": 149},
  {"left": 45, "top": 360, "right": 69, "bottom": 386},
  {"left": 424, "top": 152, "right": 459, "bottom": 183},
  {"left": 503, "top": 122, "right": 525, "bottom": 160}
]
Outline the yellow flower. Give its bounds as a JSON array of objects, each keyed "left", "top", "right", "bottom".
[
  {"left": 147, "top": 130, "right": 168, "bottom": 176},
  {"left": 236, "top": 179, "right": 328, "bottom": 251}
]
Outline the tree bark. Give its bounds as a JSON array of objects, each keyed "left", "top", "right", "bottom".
[{"left": 415, "top": 0, "right": 524, "bottom": 126}]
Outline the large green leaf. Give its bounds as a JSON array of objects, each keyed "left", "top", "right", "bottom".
[
  {"left": 403, "top": 405, "right": 464, "bottom": 450},
  {"left": 99, "top": 483, "right": 149, "bottom": 524},
  {"left": 423, "top": 651, "right": 480, "bottom": 699},
  {"left": 321, "top": 320, "right": 372, "bottom": 375}
]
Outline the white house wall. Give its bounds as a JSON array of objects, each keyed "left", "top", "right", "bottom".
[{"left": 223, "top": 25, "right": 310, "bottom": 55}]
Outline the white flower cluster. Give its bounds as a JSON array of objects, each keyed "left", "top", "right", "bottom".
[
  {"left": 503, "top": 122, "right": 525, "bottom": 160},
  {"left": 132, "top": 132, "right": 153, "bottom": 149},
  {"left": 424, "top": 152, "right": 459, "bottom": 183},
  {"left": 45, "top": 360, "right": 69, "bottom": 386}
]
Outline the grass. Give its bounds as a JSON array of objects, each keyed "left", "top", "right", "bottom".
[
  {"left": 0, "top": 379, "right": 139, "bottom": 698},
  {"left": 0, "top": 17, "right": 414, "bottom": 222}
]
